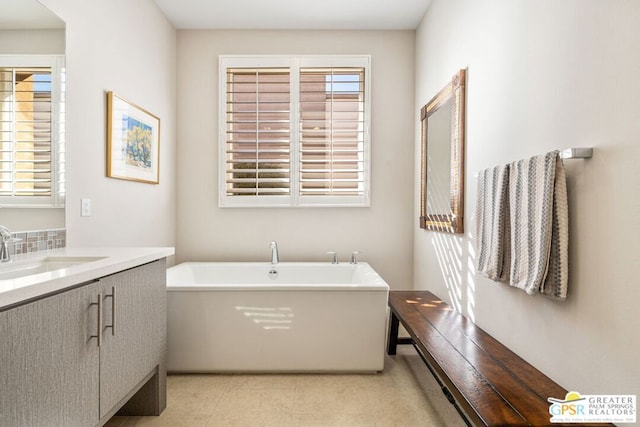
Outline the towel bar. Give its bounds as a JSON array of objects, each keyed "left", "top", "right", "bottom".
[
  {"left": 474, "top": 148, "right": 593, "bottom": 177},
  {"left": 560, "top": 147, "right": 593, "bottom": 159}
]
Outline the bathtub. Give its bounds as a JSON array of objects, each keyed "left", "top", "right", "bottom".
[{"left": 166, "top": 262, "right": 390, "bottom": 373}]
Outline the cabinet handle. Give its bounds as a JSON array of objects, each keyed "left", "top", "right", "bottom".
[
  {"left": 104, "top": 286, "right": 116, "bottom": 336},
  {"left": 90, "top": 293, "right": 103, "bottom": 347}
]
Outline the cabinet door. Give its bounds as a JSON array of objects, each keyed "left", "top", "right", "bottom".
[
  {"left": 0, "top": 283, "right": 100, "bottom": 427},
  {"left": 98, "top": 260, "right": 166, "bottom": 418}
]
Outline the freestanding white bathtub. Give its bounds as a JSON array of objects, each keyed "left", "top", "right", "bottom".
[{"left": 166, "top": 262, "right": 390, "bottom": 373}]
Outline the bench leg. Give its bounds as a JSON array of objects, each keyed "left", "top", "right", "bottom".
[{"left": 387, "top": 311, "right": 400, "bottom": 355}]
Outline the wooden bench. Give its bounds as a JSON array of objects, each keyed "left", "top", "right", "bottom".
[{"left": 387, "top": 291, "right": 613, "bottom": 427}]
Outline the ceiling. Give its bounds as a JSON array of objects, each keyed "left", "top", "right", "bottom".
[
  {"left": 0, "top": 0, "right": 64, "bottom": 29},
  {"left": 152, "top": 0, "right": 432, "bottom": 30},
  {"left": 0, "top": 0, "right": 430, "bottom": 31}
]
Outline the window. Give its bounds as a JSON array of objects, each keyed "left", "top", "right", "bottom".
[
  {"left": 0, "top": 55, "right": 65, "bottom": 207},
  {"left": 219, "top": 56, "right": 370, "bottom": 207}
]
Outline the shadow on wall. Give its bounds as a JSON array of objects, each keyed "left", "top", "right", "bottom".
[{"left": 432, "top": 231, "right": 477, "bottom": 322}]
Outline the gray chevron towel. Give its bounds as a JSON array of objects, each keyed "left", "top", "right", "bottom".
[
  {"left": 508, "top": 151, "right": 569, "bottom": 299},
  {"left": 475, "top": 165, "right": 510, "bottom": 283}
]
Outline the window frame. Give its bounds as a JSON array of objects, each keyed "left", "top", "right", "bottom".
[
  {"left": 218, "top": 55, "right": 371, "bottom": 208},
  {"left": 0, "top": 54, "right": 65, "bottom": 208}
]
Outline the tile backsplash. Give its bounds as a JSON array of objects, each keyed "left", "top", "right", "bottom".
[{"left": 7, "top": 229, "right": 66, "bottom": 256}]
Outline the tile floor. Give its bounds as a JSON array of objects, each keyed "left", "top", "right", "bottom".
[{"left": 106, "top": 346, "right": 465, "bottom": 426}]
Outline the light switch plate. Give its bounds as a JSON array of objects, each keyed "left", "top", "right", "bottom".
[{"left": 81, "top": 198, "right": 91, "bottom": 217}]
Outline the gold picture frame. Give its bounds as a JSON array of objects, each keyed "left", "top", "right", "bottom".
[{"left": 106, "top": 91, "right": 160, "bottom": 184}]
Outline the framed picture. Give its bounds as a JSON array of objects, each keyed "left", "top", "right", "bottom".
[{"left": 106, "top": 91, "right": 160, "bottom": 184}]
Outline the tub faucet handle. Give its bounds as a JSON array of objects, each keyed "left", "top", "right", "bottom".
[
  {"left": 350, "top": 251, "right": 360, "bottom": 264},
  {"left": 327, "top": 251, "right": 338, "bottom": 264}
]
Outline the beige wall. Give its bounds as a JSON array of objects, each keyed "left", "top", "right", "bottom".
[
  {"left": 40, "top": 0, "right": 177, "bottom": 249},
  {"left": 415, "top": 0, "right": 640, "bottom": 394},
  {"left": 175, "top": 30, "right": 415, "bottom": 289},
  {"left": 0, "top": 29, "right": 64, "bottom": 54}
]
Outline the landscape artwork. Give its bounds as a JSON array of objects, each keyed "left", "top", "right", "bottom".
[
  {"left": 107, "top": 92, "right": 160, "bottom": 184},
  {"left": 123, "top": 115, "right": 153, "bottom": 169}
]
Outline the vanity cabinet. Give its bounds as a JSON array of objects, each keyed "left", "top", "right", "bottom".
[
  {"left": 0, "top": 281, "right": 100, "bottom": 426},
  {"left": 98, "top": 260, "right": 166, "bottom": 419},
  {"left": 0, "top": 259, "right": 166, "bottom": 427}
]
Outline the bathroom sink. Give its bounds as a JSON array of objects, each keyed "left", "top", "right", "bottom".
[{"left": 0, "top": 256, "right": 106, "bottom": 280}]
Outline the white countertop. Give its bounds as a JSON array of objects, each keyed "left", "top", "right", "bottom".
[{"left": 0, "top": 247, "right": 174, "bottom": 310}]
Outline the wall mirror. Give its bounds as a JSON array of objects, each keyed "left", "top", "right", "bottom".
[
  {"left": 0, "top": 0, "right": 66, "bottom": 231},
  {"left": 420, "top": 69, "right": 466, "bottom": 233}
]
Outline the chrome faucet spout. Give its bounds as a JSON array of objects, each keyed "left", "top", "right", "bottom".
[
  {"left": 269, "top": 241, "right": 279, "bottom": 265},
  {"left": 0, "top": 225, "right": 10, "bottom": 240},
  {"left": 0, "top": 225, "right": 13, "bottom": 263}
]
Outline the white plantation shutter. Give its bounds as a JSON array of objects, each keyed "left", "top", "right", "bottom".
[
  {"left": 219, "top": 56, "right": 370, "bottom": 207},
  {"left": 0, "top": 55, "right": 64, "bottom": 207},
  {"left": 299, "top": 67, "right": 365, "bottom": 197},
  {"left": 224, "top": 67, "right": 291, "bottom": 196}
]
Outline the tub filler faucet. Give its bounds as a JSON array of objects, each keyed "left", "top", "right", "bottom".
[{"left": 269, "top": 241, "right": 279, "bottom": 265}]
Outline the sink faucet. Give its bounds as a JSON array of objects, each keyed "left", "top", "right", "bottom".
[
  {"left": 269, "top": 241, "right": 279, "bottom": 265},
  {"left": 0, "top": 225, "right": 13, "bottom": 263}
]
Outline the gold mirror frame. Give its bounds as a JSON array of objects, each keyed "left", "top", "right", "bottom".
[{"left": 420, "top": 69, "right": 466, "bottom": 233}]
